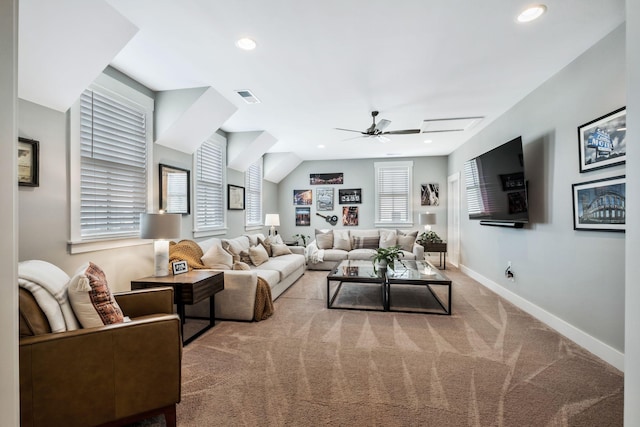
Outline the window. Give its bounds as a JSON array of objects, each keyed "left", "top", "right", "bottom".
[
  {"left": 245, "top": 158, "right": 263, "bottom": 228},
  {"left": 463, "top": 158, "right": 486, "bottom": 216},
  {"left": 374, "top": 161, "right": 413, "bottom": 226},
  {"left": 69, "top": 73, "right": 153, "bottom": 253},
  {"left": 194, "top": 134, "right": 226, "bottom": 236}
]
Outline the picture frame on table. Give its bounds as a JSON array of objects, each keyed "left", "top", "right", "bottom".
[
  {"left": 172, "top": 260, "right": 188, "bottom": 275},
  {"left": 571, "top": 175, "right": 625, "bottom": 232},
  {"left": 18, "top": 137, "right": 39, "bottom": 187},
  {"left": 577, "top": 107, "right": 626, "bottom": 173},
  {"left": 228, "top": 184, "right": 245, "bottom": 210}
]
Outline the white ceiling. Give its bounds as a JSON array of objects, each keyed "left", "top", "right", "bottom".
[{"left": 22, "top": 1, "right": 625, "bottom": 161}]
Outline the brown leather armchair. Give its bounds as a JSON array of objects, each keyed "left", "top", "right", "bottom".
[{"left": 19, "top": 286, "right": 182, "bottom": 427}]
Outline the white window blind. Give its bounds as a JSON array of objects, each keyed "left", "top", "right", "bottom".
[
  {"left": 245, "top": 159, "right": 263, "bottom": 227},
  {"left": 463, "top": 158, "right": 486, "bottom": 216},
  {"left": 79, "top": 89, "right": 148, "bottom": 239},
  {"left": 375, "top": 161, "right": 413, "bottom": 226},
  {"left": 195, "top": 137, "right": 226, "bottom": 232}
]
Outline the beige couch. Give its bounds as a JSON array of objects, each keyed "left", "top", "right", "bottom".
[
  {"left": 197, "top": 234, "right": 305, "bottom": 321},
  {"left": 305, "top": 228, "right": 424, "bottom": 270}
]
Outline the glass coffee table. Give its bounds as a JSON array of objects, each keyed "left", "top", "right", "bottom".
[{"left": 327, "top": 259, "right": 452, "bottom": 315}]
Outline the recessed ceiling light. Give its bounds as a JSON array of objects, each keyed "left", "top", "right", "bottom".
[
  {"left": 236, "top": 37, "right": 257, "bottom": 50},
  {"left": 317, "top": 144, "right": 325, "bottom": 149},
  {"left": 423, "top": 139, "right": 433, "bottom": 144},
  {"left": 517, "top": 5, "right": 547, "bottom": 23}
]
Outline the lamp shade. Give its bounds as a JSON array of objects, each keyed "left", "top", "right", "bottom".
[
  {"left": 140, "top": 213, "right": 181, "bottom": 239},
  {"left": 419, "top": 212, "right": 436, "bottom": 225},
  {"left": 265, "top": 214, "right": 280, "bottom": 227}
]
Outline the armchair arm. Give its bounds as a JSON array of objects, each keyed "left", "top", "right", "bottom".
[
  {"left": 20, "top": 314, "right": 181, "bottom": 427},
  {"left": 115, "top": 287, "right": 174, "bottom": 318},
  {"left": 289, "top": 246, "right": 305, "bottom": 255},
  {"left": 214, "top": 271, "right": 259, "bottom": 321}
]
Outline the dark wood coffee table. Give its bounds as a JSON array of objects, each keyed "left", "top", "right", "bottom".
[{"left": 131, "top": 270, "right": 224, "bottom": 345}]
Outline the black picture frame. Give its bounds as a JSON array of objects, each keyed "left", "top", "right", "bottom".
[
  {"left": 172, "top": 260, "right": 188, "bottom": 275},
  {"left": 18, "top": 137, "right": 39, "bottom": 187},
  {"left": 310, "top": 173, "right": 343, "bottom": 185},
  {"left": 577, "top": 107, "right": 626, "bottom": 173},
  {"left": 159, "top": 164, "right": 190, "bottom": 214},
  {"left": 228, "top": 184, "right": 245, "bottom": 210},
  {"left": 338, "top": 188, "right": 361, "bottom": 204},
  {"left": 572, "top": 175, "right": 625, "bottom": 232}
]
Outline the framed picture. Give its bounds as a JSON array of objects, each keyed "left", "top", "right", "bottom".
[
  {"left": 316, "top": 187, "right": 334, "bottom": 211},
  {"left": 228, "top": 184, "right": 245, "bottom": 210},
  {"left": 172, "top": 260, "right": 188, "bottom": 275},
  {"left": 572, "top": 175, "right": 625, "bottom": 232},
  {"left": 293, "top": 189, "right": 312, "bottom": 205},
  {"left": 310, "top": 173, "right": 343, "bottom": 185},
  {"left": 339, "top": 188, "right": 361, "bottom": 204},
  {"left": 421, "top": 183, "right": 440, "bottom": 206},
  {"left": 18, "top": 137, "right": 39, "bottom": 187},
  {"left": 578, "top": 107, "right": 626, "bottom": 173},
  {"left": 499, "top": 173, "right": 525, "bottom": 191},
  {"left": 295, "top": 207, "right": 311, "bottom": 226},
  {"left": 159, "top": 164, "right": 190, "bottom": 214},
  {"left": 342, "top": 206, "right": 359, "bottom": 226}
]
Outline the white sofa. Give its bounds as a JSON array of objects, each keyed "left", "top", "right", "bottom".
[
  {"left": 305, "top": 228, "right": 424, "bottom": 270},
  {"left": 197, "top": 234, "right": 305, "bottom": 321}
]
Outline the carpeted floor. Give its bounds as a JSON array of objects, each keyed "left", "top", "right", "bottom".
[{"left": 133, "top": 262, "right": 624, "bottom": 426}]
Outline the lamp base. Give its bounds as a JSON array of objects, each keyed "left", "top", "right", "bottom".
[{"left": 153, "top": 240, "right": 170, "bottom": 276}]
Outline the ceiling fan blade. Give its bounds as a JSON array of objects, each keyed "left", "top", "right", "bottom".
[
  {"left": 342, "top": 135, "right": 367, "bottom": 141},
  {"left": 383, "top": 129, "right": 421, "bottom": 135},
  {"left": 375, "top": 119, "right": 391, "bottom": 133},
  {"left": 335, "top": 127, "right": 365, "bottom": 134},
  {"left": 421, "top": 129, "right": 465, "bottom": 133}
]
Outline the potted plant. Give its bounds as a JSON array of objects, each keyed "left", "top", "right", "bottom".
[
  {"left": 418, "top": 230, "right": 442, "bottom": 245},
  {"left": 292, "top": 233, "right": 310, "bottom": 247},
  {"left": 372, "top": 245, "right": 405, "bottom": 274}
]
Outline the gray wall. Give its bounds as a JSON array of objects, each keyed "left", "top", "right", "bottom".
[
  {"left": 448, "top": 25, "right": 626, "bottom": 353},
  {"left": 277, "top": 156, "right": 448, "bottom": 242}
]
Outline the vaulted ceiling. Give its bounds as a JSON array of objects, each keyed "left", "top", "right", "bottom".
[{"left": 19, "top": 0, "right": 625, "bottom": 166}]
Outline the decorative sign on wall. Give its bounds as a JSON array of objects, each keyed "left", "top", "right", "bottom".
[
  {"left": 338, "top": 188, "right": 361, "bottom": 204},
  {"left": 342, "top": 206, "right": 359, "bottom": 226},
  {"left": 295, "top": 207, "right": 311, "bottom": 226},
  {"left": 293, "top": 189, "right": 312, "bottom": 205},
  {"left": 578, "top": 107, "right": 626, "bottom": 173},
  {"left": 316, "top": 188, "right": 334, "bottom": 211},
  {"left": 421, "top": 183, "right": 439, "bottom": 206},
  {"left": 310, "top": 173, "right": 343, "bottom": 185}
]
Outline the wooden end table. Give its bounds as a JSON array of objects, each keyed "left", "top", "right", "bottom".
[
  {"left": 131, "top": 270, "right": 224, "bottom": 345},
  {"left": 423, "top": 242, "right": 447, "bottom": 269}
]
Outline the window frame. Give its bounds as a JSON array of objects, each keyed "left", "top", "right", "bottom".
[
  {"left": 374, "top": 160, "right": 414, "bottom": 227},
  {"left": 193, "top": 133, "right": 227, "bottom": 238},
  {"left": 69, "top": 73, "right": 154, "bottom": 254}
]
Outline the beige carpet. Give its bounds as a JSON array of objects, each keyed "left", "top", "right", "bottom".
[{"left": 134, "top": 263, "right": 623, "bottom": 426}]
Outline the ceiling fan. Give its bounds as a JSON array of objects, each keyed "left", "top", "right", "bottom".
[{"left": 335, "top": 111, "right": 420, "bottom": 142}]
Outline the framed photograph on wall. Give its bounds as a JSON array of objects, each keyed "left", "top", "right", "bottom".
[
  {"left": 293, "top": 189, "right": 312, "bottom": 205},
  {"left": 421, "top": 183, "right": 440, "bottom": 206},
  {"left": 578, "top": 107, "right": 626, "bottom": 173},
  {"left": 338, "top": 188, "right": 361, "bottom": 204},
  {"left": 316, "top": 187, "right": 334, "bottom": 211},
  {"left": 18, "top": 137, "right": 39, "bottom": 187},
  {"left": 159, "top": 164, "right": 190, "bottom": 214},
  {"left": 342, "top": 206, "right": 359, "bottom": 226},
  {"left": 228, "top": 184, "right": 245, "bottom": 210},
  {"left": 572, "top": 175, "right": 625, "bottom": 232},
  {"left": 295, "top": 207, "right": 311, "bottom": 226}
]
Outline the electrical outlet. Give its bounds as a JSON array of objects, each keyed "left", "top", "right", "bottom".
[{"left": 505, "top": 263, "right": 515, "bottom": 282}]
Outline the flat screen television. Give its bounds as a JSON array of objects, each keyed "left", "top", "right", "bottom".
[{"left": 463, "top": 136, "right": 529, "bottom": 227}]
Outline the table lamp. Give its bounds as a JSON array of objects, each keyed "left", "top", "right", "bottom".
[
  {"left": 419, "top": 212, "right": 436, "bottom": 232},
  {"left": 140, "top": 212, "right": 181, "bottom": 276},
  {"left": 265, "top": 214, "right": 280, "bottom": 236}
]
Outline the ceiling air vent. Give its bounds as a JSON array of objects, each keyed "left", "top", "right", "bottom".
[
  {"left": 235, "top": 89, "right": 261, "bottom": 104},
  {"left": 421, "top": 116, "right": 483, "bottom": 133}
]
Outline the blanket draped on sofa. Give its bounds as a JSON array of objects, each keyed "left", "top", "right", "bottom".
[{"left": 169, "top": 240, "right": 274, "bottom": 321}]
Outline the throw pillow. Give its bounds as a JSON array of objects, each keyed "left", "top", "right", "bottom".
[
  {"left": 239, "top": 250, "right": 253, "bottom": 265},
  {"left": 315, "top": 229, "right": 334, "bottom": 250},
  {"left": 201, "top": 241, "right": 233, "bottom": 270},
  {"left": 249, "top": 244, "right": 270, "bottom": 266},
  {"left": 244, "top": 233, "right": 265, "bottom": 247},
  {"left": 68, "top": 262, "right": 125, "bottom": 328},
  {"left": 258, "top": 236, "right": 274, "bottom": 257},
  {"left": 379, "top": 229, "right": 397, "bottom": 249},
  {"left": 352, "top": 236, "right": 379, "bottom": 249},
  {"left": 396, "top": 229, "right": 419, "bottom": 251},
  {"left": 271, "top": 243, "right": 292, "bottom": 257},
  {"left": 233, "top": 261, "right": 251, "bottom": 270},
  {"left": 333, "top": 230, "right": 352, "bottom": 251}
]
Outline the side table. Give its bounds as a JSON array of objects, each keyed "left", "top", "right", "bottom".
[
  {"left": 423, "top": 242, "right": 447, "bottom": 269},
  {"left": 131, "top": 270, "right": 224, "bottom": 345}
]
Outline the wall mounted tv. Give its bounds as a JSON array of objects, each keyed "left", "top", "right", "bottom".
[{"left": 463, "top": 136, "right": 529, "bottom": 228}]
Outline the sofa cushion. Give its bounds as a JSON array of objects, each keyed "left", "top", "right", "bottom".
[
  {"left": 253, "top": 269, "right": 280, "bottom": 287},
  {"left": 396, "top": 229, "right": 418, "bottom": 251},
  {"left": 258, "top": 236, "right": 273, "bottom": 256},
  {"left": 379, "top": 229, "right": 397, "bottom": 248},
  {"left": 68, "top": 262, "right": 125, "bottom": 328},
  {"left": 222, "top": 236, "right": 251, "bottom": 260},
  {"left": 244, "top": 233, "right": 266, "bottom": 247},
  {"left": 315, "top": 229, "right": 334, "bottom": 249},
  {"left": 348, "top": 249, "right": 377, "bottom": 261},
  {"left": 238, "top": 250, "right": 253, "bottom": 265},
  {"left": 201, "top": 241, "right": 233, "bottom": 270},
  {"left": 233, "top": 261, "right": 251, "bottom": 270},
  {"left": 333, "top": 230, "right": 351, "bottom": 251},
  {"left": 271, "top": 243, "right": 292, "bottom": 257},
  {"left": 249, "top": 244, "right": 270, "bottom": 266},
  {"left": 258, "top": 254, "right": 305, "bottom": 281},
  {"left": 322, "top": 249, "right": 349, "bottom": 261},
  {"left": 352, "top": 236, "right": 378, "bottom": 249}
]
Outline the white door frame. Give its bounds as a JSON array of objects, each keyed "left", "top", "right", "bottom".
[{"left": 447, "top": 172, "right": 461, "bottom": 267}]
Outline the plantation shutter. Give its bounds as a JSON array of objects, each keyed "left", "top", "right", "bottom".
[
  {"left": 195, "top": 138, "right": 225, "bottom": 231},
  {"left": 79, "top": 89, "right": 148, "bottom": 239},
  {"left": 375, "top": 161, "right": 413, "bottom": 225},
  {"left": 245, "top": 159, "right": 263, "bottom": 227},
  {"left": 464, "top": 158, "right": 485, "bottom": 216}
]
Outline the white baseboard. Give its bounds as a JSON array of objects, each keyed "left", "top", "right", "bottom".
[{"left": 460, "top": 264, "right": 624, "bottom": 372}]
